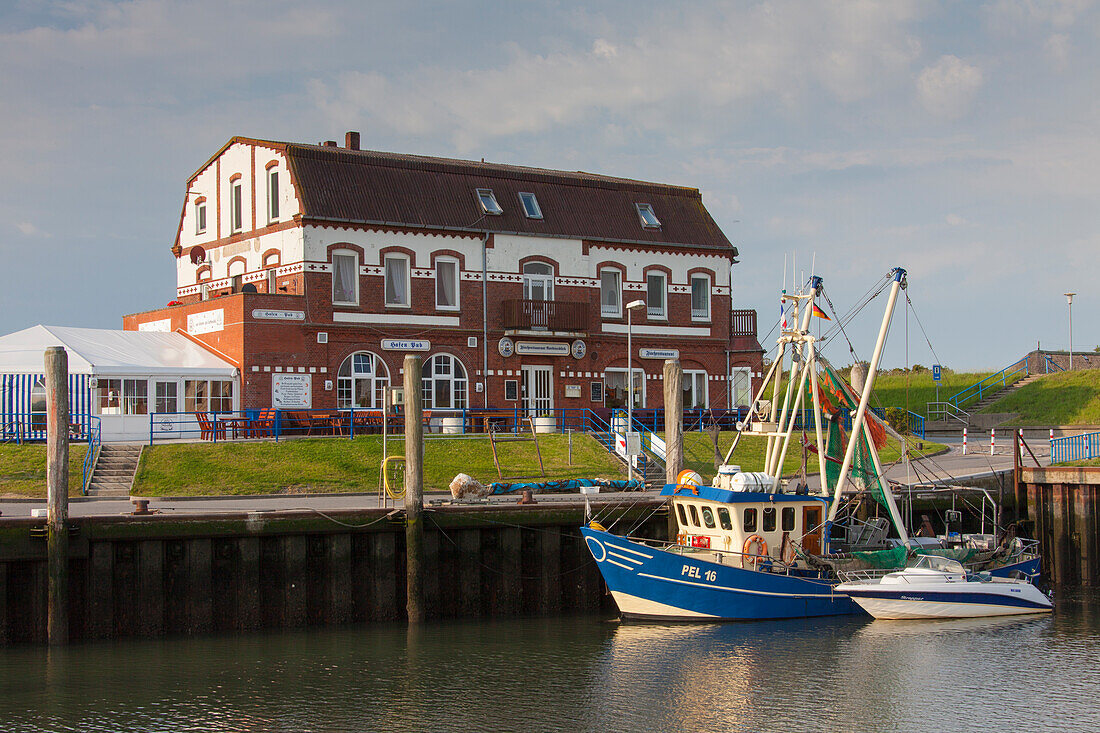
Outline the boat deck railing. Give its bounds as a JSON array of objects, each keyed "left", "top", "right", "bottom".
[
  {"left": 836, "top": 568, "right": 894, "bottom": 583},
  {"left": 624, "top": 536, "right": 802, "bottom": 576}
]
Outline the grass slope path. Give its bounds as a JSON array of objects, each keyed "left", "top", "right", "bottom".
[
  {"left": 0, "top": 444, "right": 87, "bottom": 497},
  {"left": 980, "top": 370, "right": 1100, "bottom": 425}
]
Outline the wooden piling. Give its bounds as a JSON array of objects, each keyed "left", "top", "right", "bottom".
[
  {"left": 404, "top": 355, "right": 425, "bottom": 623},
  {"left": 45, "top": 346, "right": 69, "bottom": 645},
  {"left": 663, "top": 359, "right": 684, "bottom": 484}
]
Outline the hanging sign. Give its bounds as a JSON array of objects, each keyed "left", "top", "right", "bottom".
[
  {"left": 381, "top": 339, "right": 430, "bottom": 351},
  {"left": 516, "top": 341, "right": 570, "bottom": 356},
  {"left": 272, "top": 373, "right": 312, "bottom": 408},
  {"left": 639, "top": 348, "right": 679, "bottom": 360}
]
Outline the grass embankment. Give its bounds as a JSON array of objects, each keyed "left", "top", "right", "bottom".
[
  {"left": 981, "top": 370, "right": 1100, "bottom": 425},
  {"left": 759, "top": 368, "right": 997, "bottom": 416},
  {"left": 0, "top": 444, "right": 88, "bottom": 497},
  {"left": 669, "top": 432, "right": 943, "bottom": 481},
  {"left": 133, "top": 433, "right": 625, "bottom": 496}
]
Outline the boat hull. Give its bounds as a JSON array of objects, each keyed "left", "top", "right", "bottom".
[
  {"left": 581, "top": 528, "right": 859, "bottom": 620},
  {"left": 837, "top": 584, "right": 1053, "bottom": 620}
]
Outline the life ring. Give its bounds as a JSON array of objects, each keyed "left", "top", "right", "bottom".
[{"left": 742, "top": 534, "right": 768, "bottom": 569}]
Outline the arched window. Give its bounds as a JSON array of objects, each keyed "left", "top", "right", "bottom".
[
  {"left": 30, "top": 379, "right": 47, "bottom": 431},
  {"left": 522, "top": 262, "right": 554, "bottom": 301},
  {"left": 336, "top": 351, "right": 390, "bottom": 408},
  {"left": 421, "top": 354, "right": 468, "bottom": 409}
]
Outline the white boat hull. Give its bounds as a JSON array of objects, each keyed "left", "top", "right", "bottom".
[{"left": 847, "top": 593, "right": 1052, "bottom": 620}]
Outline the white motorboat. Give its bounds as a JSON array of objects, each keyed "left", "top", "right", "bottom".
[{"left": 835, "top": 555, "right": 1053, "bottom": 620}]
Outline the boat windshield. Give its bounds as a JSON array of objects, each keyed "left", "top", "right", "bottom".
[{"left": 912, "top": 554, "right": 965, "bottom": 574}]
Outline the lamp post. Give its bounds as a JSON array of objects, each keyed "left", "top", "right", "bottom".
[
  {"left": 1065, "top": 292, "right": 1076, "bottom": 370},
  {"left": 626, "top": 299, "right": 646, "bottom": 481}
]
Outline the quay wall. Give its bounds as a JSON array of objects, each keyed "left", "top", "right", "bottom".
[
  {"left": 0, "top": 501, "right": 666, "bottom": 645},
  {"left": 1020, "top": 466, "right": 1100, "bottom": 586}
]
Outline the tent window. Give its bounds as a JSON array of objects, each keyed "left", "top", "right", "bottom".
[{"left": 30, "top": 379, "right": 47, "bottom": 431}]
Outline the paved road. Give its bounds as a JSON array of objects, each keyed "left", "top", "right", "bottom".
[{"left": 0, "top": 437, "right": 1047, "bottom": 519}]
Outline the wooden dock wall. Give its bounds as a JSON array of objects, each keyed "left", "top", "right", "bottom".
[
  {"left": 0, "top": 501, "right": 665, "bottom": 645},
  {"left": 1020, "top": 466, "right": 1100, "bottom": 586}
]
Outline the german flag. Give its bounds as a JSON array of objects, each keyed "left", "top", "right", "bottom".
[{"left": 811, "top": 303, "right": 831, "bottom": 320}]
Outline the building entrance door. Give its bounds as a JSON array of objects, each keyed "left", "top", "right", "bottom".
[{"left": 521, "top": 365, "right": 553, "bottom": 418}]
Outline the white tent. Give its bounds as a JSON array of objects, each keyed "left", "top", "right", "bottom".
[
  {"left": 0, "top": 325, "right": 236, "bottom": 377},
  {"left": 0, "top": 325, "right": 237, "bottom": 442}
]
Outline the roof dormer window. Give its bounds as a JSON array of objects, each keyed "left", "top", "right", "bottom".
[
  {"left": 476, "top": 189, "right": 503, "bottom": 215},
  {"left": 635, "top": 203, "right": 660, "bottom": 229},
  {"left": 518, "top": 192, "right": 542, "bottom": 219}
]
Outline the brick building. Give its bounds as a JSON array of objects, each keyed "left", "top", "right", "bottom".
[{"left": 124, "top": 132, "right": 762, "bottom": 417}]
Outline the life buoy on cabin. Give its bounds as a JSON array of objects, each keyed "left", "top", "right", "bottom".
[{"left": 742, "top": 534, "right": 768, "bottom": 568}]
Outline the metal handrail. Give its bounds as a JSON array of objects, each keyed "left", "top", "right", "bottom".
[
  {"left": 1050, "top": 430, "right": 1100, "bottom": 463},
  {"left": 1044, "top": 354, "right": 1065, "bottom": 373},
  {"left": 948, "top": 358, "right": 1028, "bottom": 409},
  {"left": 81, "top": 416, "right": 101, "bottom": 496}
]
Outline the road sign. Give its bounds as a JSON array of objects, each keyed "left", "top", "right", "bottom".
[{"left": 932, "top": 364, "right": 942, "bottom": 382}]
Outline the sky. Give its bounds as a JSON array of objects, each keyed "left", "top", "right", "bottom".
[{"left": 1, "top": 0, "right": 1097, "bottom": 371}]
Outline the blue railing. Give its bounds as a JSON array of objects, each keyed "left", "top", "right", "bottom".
[
  {"left": 1051, "top": 431, "right": 1100, "bottom": 463},
  {"left": 1044, "top": 354, "right": 1065, "bottom": 373},
  {"left": 908, "top": 411, "right": 925, "bottom": 439},
  {"left": 949, "top": 358, "right": 1028, "bottom": 409},
  {"left": 81, "top": 416, "right": 101, "bottom": 495}
]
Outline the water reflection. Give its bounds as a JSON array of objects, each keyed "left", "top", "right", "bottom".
[{"left": 0, "top": 594, "right": 1098, "bottom": 732}]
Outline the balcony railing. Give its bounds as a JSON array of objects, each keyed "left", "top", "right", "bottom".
[
  {"left": 502, "top": 299, "right": 588, "bottom": 332},
  {"left": 731, "top": 309, "right": 757, "bottom": 338}
]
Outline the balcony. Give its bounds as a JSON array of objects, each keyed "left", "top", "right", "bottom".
[
  {"left": 502, "top": 299, "right": 588, "bottom": 333},
  {"left": 731, "top": 309, "right": 757, "bottom": 338}
]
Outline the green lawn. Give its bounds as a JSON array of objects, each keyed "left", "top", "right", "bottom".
[
  {"left": 0, "top": 444, "right": 88, "bottom": 497},
  {"left": 759, "top": 368, "right": 997, "bottom": 417},
  {"left": 133, "top": 433, "right": 625, "bottom": 496},
  {"left": 666, "top": 431, "right": 943, "bottom": 481},
  {"left": 981, "top": 371, "right": 1100, "bottom": 425}
]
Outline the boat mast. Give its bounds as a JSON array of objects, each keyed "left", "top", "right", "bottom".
[
  {"left": 826, "top": 268, "right": 910, "bottom": 547},
  {"left": 767, "top": 279, "right": 821, "bottom": 480}
]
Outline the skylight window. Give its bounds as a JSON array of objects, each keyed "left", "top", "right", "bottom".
[
  {"left": 635, "top": 203, "right": 661, "bottom": 229},
  {"left": 519, "top": 192, "right": 543, "bottom": 219},
  {"left": 477, "top": 189, "right": 503, "bottom": 215}
]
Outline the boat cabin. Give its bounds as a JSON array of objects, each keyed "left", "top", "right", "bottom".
[{"left": 662, "top": 483, "right": 829, "bottom": 568}]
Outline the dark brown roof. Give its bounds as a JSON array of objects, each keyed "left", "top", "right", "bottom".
[{"left": 280, "top": 142, "right": 735, "bottom": 254}]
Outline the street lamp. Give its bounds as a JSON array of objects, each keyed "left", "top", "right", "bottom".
[
  {"left": 1065, "top": 292, "right": 1076, "bottom": 369},
  {"left": 626, "top": 299, "right": 646, "bottom": 480}
]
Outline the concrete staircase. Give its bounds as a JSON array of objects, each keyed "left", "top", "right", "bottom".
[
  {"left": 968, "top": 374, "right": 1042, "bottom": 413},
  {"left": 591, "top": 431, "right": 665, "bottom": 487},
  {"left": 86, "top": 444, "right": 142, "bottom": 497}
]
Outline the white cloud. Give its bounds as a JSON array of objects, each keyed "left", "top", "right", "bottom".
[
  {"left": 15, "top": 221, "right": 45, "bottom": 237},
  {"left": 916, "top": 55, "right": 984, "bottom": 118},
  {"left": 1044, "top": 32, "right": 1072, "bottom": 68},
  {"left": 945, "top": 213, "right": 967, "bottom": 225}
]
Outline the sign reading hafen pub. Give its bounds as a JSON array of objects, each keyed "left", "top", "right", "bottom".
[
  {"left": 252, "top": 309, "right": 305, "bottom": 321},
  {"left": 272, "top": 373, "right": 312, "bottom": 408},
  {"left": 381, "top": 339, "right": 430, "bottom": 351}
]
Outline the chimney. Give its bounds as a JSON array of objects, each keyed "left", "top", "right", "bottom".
[
  {"left": 345, "top": 131, "right": 360, "bottom": 150},
  {"left": 321, "top": 140, "right": 338, "bottom": 147}
]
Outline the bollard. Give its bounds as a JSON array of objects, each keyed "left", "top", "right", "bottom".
[
  {"left": 962, "top": 428, "right": 967, "bottom": 455},
  {"left": 990, "top": 428, "right": 995, "bottom": 456}
]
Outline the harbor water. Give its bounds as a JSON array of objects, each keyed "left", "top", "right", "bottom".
[{"left": 1, "top": 590, "right": 1098, "bottom": 732}]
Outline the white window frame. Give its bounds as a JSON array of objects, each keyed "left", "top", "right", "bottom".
[
  {"left": 518, "top": 192, "right": 542, "bottom": 219},
  {"left": 646, "top": 272, "right": 667, "bottom": 320},
  {"left": 435, "top": 257, "right": 460, "bottom": 311},
  {"left": 600, "top": 268, "right": 622, "bottom": 318},
  {"left": 154, "top": 380, "right": 178, "bottom": 414},
  {"left": 195, "top": 201, "right": 206, "bottom": 235},
  {"left": 522, "top": 262, "right": 555, "bottom": 301},
  {"left": 635, "top": 203, "right": 661, "bottom": 229},
  {"left": 603, "top": 367, "right": 646, "bottom": 409},
  {"left": 331, "top": 250, "right": 359, "bottom": 306},
  {"left": 683, "top": 370, "right": 709, "bottom": 409},
  {"left": 384, "top": 253, "right": 411, "bottom": 308},
  {"left": 476, "top": 188, "right": 503, "bottom": 215},
  {"left": 690, "top": 274, "right": 711, "bottom": 322},
  {"left": 337, "top": 351, "right": 391, "bottom": 409},
  {"left": 267, "top": 168, "right": 279, "bottom": 223},
  {"left": 230, "top": 179, "right": 243, "bottom": 233},
  {"left": 731, "top": 367, "right": 752, "bottom": 409},
  {"left": 421, "top": 353, "right": 468, "bottom": 410}
]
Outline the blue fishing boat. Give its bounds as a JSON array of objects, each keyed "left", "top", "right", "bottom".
[{"left": 583, "top": 268, "right": 1041, "bottom": 621}]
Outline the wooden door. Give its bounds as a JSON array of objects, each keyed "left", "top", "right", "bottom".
[{"left": 802, "top": 506, "right": 823, "bottom": 555}]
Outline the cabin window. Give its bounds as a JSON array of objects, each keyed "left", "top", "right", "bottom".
[
  {"left": 676, "top": 504, "right": 688, "bottom": 527},
  {"left": 762, "top": 507, "right": 777, "bottom": 532},
  {"left": 688, "top": 504, "right": 700, "bottom": 527},
  {"left": 743, "top": 507, "right": 757, "bottom": 533},
  {"left": 717, "top": 508, "right": 733, "bottom": 531},
  {"left": 782, "top": 507, "right": 795, "bottom": 532},
  {"left": 701, "top": 506, "right": 716, "bottom": 529}
]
